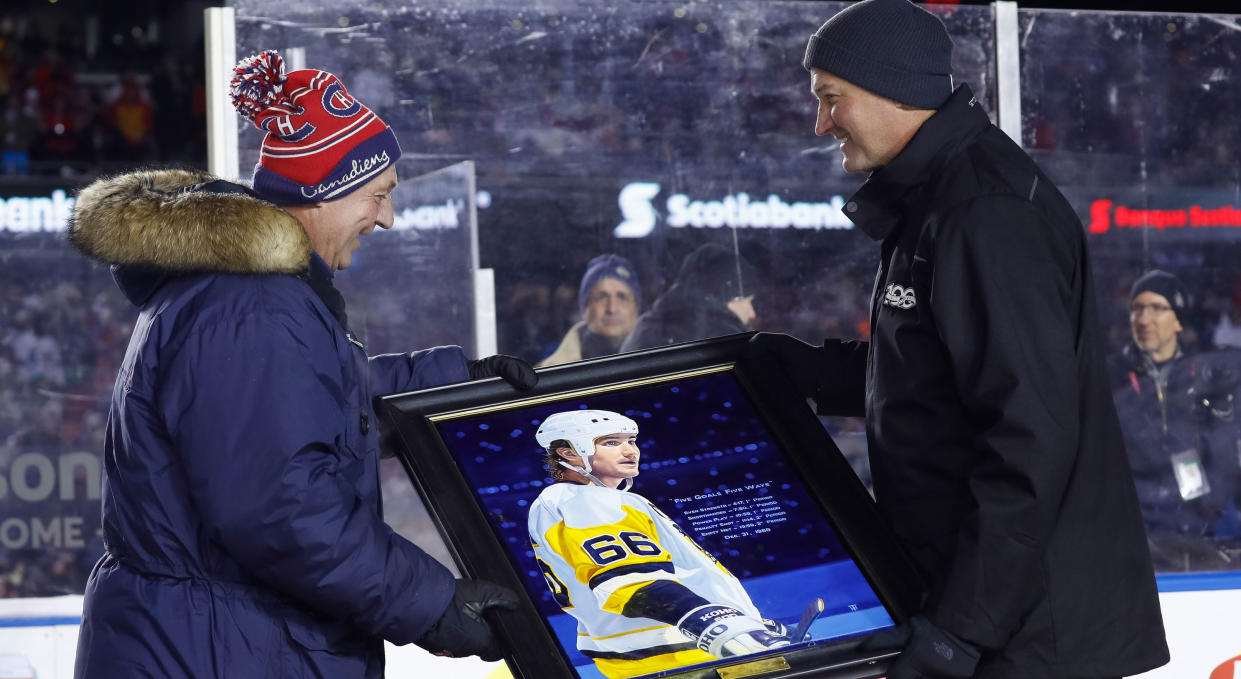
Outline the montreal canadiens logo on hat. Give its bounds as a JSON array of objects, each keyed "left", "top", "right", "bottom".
[
  {"left": 263, "top": 116, "right": 315, "bottom": 143},
  {"left": 230, "top": 50, "right": 401, "bottom": 206},
  {"left": 322, "top": 82, "right": 362, "bottom": 118}
]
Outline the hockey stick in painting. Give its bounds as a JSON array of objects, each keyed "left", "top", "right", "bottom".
[{"left": 789, "top": 597, "right": 825, "bottom": 643}]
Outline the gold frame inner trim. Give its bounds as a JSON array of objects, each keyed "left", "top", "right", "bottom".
[{"left": 428, "top": 364, "right": 736, "bottom": 422}]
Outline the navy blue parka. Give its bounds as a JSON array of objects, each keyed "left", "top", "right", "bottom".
[{"left": 68, "top": 170, "right": 464, "bottom": 678}]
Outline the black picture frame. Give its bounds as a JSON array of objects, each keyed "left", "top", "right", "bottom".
[{"left": 376, "top": 333, "right": 923, "bottom": 679}]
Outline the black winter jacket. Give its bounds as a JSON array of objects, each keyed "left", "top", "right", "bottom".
[
  {"left": 820, "top": 85, "right": 1168, "bottom": 678},
  {"left": 619, "top": 284, "right": 747, "bottom": 352}
]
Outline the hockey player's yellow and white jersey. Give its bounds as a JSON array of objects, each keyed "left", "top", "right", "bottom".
[{"left": 528, "top": 482, "right": 760, "bottom": 678}]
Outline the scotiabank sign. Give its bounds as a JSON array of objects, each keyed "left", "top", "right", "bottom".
[
  {"left": 0, "top": 189, "right": 76, "bottom": 233},
  {"left": 391, "top": 199, "right": 463, "bottom": 231},
  {"left": 614, "top": 182, "right": 854, "bottom": 238},
  {"left": 0, "top": 188, "right": 462, "bottom": 233},
  {"left": 1088, "top": 199, "right": 1241, "bottom": 234}
]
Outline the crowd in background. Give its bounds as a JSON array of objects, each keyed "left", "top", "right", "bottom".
[
  {"left": 1020, "top": 11, "right": 1239, "bottom": 187},
  {"left": 0, "top": 261, "right": 130, "bottom": 597},
  {"left": 0, "top": 9, "right": 207, "bottom": 178}
]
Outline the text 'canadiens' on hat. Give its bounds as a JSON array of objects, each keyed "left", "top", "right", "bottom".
[
  {"left": 229, "top": 50, "right": 401, "bottom": 206},
  {"left": 803, "top": 0, "right": 955, "bottom": 110}
]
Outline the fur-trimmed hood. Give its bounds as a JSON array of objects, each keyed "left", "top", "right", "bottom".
[{"left": 69, "top": 168, "right": 310, "bottom": 276}]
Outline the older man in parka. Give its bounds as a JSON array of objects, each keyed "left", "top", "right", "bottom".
[
  {"left": 68, "top": 51, "right": 534, "bottom": 678},
  {"left": 753, "top": 1, "right": 1169, "bottom": 678}
]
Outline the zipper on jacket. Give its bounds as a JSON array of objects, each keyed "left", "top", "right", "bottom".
[{"left": 1155, "top": 376, "right": 1167, "bottom": 434}]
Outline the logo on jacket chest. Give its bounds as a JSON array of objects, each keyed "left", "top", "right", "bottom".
[{"left": 883, "top": 283, "right": 917, "bottom": 310}]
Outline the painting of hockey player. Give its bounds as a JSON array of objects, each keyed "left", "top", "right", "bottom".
[{"left": 527, "top": 409, "right": 792, "bottom": 679}]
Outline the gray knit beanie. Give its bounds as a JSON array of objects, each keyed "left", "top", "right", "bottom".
[{"left": 803, "top": 0, "right": 954, "bottom": 110}]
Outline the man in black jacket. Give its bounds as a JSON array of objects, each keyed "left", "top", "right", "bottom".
[
  {"left": 621, "top": 243, "right": 758, "bottom": 352},
  {"left": 754, "top": 1, "right": 1169, "bottom": 677}
]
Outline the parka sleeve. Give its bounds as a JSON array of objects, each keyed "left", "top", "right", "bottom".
[
  {"left": 162, "top": 308, "right": 455, "bottom": 645},
  {"left": 368, "top": 345, "right": 469, "bottom": 397},
  {"left": 927, "top": 195, "right": 1082, "bottom": 649}
]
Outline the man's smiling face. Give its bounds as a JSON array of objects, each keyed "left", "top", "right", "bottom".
[{"left": 810, "top": 68, "right": 931, "bottom": 174}]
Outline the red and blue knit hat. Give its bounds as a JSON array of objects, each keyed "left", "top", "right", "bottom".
[{"left": 229, "top": 50, "right": 401, "bottom": 205}]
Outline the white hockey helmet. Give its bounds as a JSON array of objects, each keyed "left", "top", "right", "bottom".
[{"left": 535, "top": 409, "right": 639, "bottom": 475}]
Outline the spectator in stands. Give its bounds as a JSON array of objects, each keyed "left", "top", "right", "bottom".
[
  {"left": 620, "top": 243, "right": 758, "bottom": 352},
  {"left": 0, "top": 39, "right": 14, "bottom": 101},
  {"left": 29, "top": 49, "right": 73, "bottom": 109},
  {"left": 67, "top": 50, "right": 532, "bottom": 678},
  {"left": 539, "top": 253, "right": 642, "bottom": 366},
  {"left": 4, "top": 310, "right": 65, "bottom": 388},
  {"left": 32, "top": 89, "right": 84, "bottom": 172},
  {"left": 0, "top": 345, "right": 19, "bottom": 436},
  {"left": 104, "top": 73, "right": 153, "bottom": 162},
  {"left": 1108, "top": 270, "right": 1241, "bottom": 571},
  {"left": 0, "top": 92, "right": 38, "bottom": 174}
]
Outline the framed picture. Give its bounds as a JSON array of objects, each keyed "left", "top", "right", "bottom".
[{"left": 376, "top": 333, "right": 923, "bottom": 679}]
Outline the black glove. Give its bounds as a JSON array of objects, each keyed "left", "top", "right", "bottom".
[
  {"left": 747, "top": 332, "right": 825, "bottom": 399},
  {"left": 415, "top": 578, "right": 519, "bottom": 661},
  {"left": 748, "top": 332, "right": 866, "bottom": 416},
  {"left": 879, "top": 616, "right": 981, "bottom": 679},
  {"left": 467, "top": 355, "right": 538, "bottom": 391},
  {"left": 858, "top": 617, "right": 912, "bottom": 652}
]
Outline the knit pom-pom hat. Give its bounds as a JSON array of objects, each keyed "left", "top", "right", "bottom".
[{"left": 230, "top": 50, "right": 401, "bottom": 205}]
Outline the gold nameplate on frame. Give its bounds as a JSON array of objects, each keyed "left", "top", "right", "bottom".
[{"left": 716, "top": 656, "right": 793, "bottom": 679}]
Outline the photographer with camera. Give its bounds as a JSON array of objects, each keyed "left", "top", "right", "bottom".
[{"left": 1108, "top": 270, "right": 1241, "bottom": 571}]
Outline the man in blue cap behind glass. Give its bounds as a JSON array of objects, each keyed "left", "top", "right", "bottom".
[{"left": 540, "top": 254, "right": 642, "bottom": 366}]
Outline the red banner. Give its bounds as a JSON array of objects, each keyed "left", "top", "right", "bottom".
[{"left": 1088, "top": 200, "right": 1241, "bottom": 234}]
